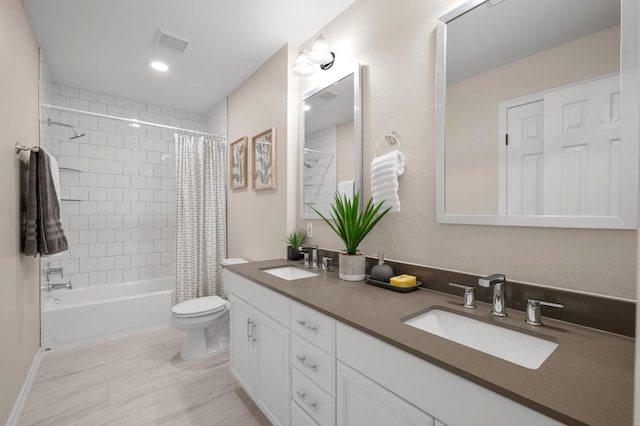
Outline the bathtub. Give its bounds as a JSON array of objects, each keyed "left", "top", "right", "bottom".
[{"left": 41, "top": 277, "right": 174, "bottom": 350}]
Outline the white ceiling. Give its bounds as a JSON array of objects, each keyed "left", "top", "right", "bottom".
[{"left": 25, "top": 0, "right": 357, "bottom": 114}]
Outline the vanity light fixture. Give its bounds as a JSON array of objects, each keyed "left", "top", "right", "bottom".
[
  {"left": 292, "top": 34, "right": 336, "bottom": 77},
  {"left": 292, "top": 50, "right": 315, "bottom": 77},
  {"left": 308, "top": 34, "right": 335, "bottom": 70},
  {"left": 150, "top": 61, "right": 169, "bottom": 72}
]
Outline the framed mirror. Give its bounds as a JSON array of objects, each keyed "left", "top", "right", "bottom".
[
  {"left": 301, "top": 64, "right": 362, "bottom": 219},
  {"left": 436, "top": 0, "right": 639, "bottom": 228}
]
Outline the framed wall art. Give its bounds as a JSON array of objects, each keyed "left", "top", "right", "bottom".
[
  {"left": 251, "top": 128, "right": 276, "bottom": 190},
  {"left": 229, "top": 137, "right": 247, "bottom": 189}
]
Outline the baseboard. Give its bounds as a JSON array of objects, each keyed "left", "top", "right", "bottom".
[{"left": 5, "top": 349, "right": 42, "bottom": 426}]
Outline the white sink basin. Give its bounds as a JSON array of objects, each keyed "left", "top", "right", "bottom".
[
  {"left": 404, "top": 308, "right": 558, "bottom": 369},
  {"left": 263, "top": 266, "right": 319, "bottom": 281}
]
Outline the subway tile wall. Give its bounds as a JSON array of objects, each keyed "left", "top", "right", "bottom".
[
  {"left": 303, "top": 126, "right": 337, "bottom": 216},
  {"left": 40, "top": 83, "right": 216, "bottom": 288}
]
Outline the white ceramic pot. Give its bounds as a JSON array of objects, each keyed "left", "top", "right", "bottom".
[{"left": 339, "top": 253, "right": 366, "bottom": 281}]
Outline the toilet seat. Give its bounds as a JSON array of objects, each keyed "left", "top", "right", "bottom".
[{"left": 171, "top": 296, "right": 227, "bottom": 318}]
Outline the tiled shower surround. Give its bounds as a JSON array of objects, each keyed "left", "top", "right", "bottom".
[
  {"left": 303, "top": 126, "right": 337, "bottom": 216},
  {"left": 40, "top": 84, "right": 211, "bottom": 288}
]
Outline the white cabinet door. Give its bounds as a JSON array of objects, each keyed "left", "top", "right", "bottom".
[
  {"left": 254, "top": 309, "right": 290, "bottom": 426},
  {"left": 230, "top": 294, "right": 254, "bottom": 395},
  {"left": 337, "top": 362, "right": 433, "bottom": 426}
]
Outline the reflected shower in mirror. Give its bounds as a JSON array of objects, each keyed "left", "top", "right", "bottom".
[
  {"left": 301, "top": 65, "right": 362, "bottom": 219},
  {"left": 436, "top": 0, "right": 639, "bottom": 229}
]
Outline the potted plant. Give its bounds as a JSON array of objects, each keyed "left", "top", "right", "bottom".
[
  {"left": 285, "top": 230, "right": 307, "bottom": 260},
  {"left": 311, "top": 193, "right": 391, "bottom": 281}
]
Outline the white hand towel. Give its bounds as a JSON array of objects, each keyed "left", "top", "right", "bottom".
[
  {"left": 370, "top": 150, "right": 404, "bottom": 212},
  {"left": 337, "top": 180, "right": 355, "bottom": 199}
]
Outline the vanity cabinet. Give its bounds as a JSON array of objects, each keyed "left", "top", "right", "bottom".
[
  {"left": 336, "top": 323, "right": 563, "bottom": 426},
  {"left": 290, "top": 301, "right": 336, "bottom": 426},
  {"left": 229, "top": 274, "right": 290, "bottom": 426},
  {"left": 336, "top": 362, "right": 434, "bottom": 426},
  {"left": 229, "top": 270, "right": 564, "bottom": 426}
]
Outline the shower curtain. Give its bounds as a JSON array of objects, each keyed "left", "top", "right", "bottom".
[{"left": 175, "top": 134, "right": 227, "bottom": 304}]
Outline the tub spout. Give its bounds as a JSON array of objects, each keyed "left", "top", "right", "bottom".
[{"left": 42, "top": 282, "right": 73, "bottom": 292}]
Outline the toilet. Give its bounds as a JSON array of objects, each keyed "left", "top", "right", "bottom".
[{"left": 171, "top": 258, "right": 248, "bottom": 359}]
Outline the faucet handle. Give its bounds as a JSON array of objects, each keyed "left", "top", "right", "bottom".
[
  {"left": 322, "top": 257, "right": 332, "bottom": 271},
  {"left": 448, "top": 283, "right": 476, "bottom": 309},
  {"left": 525, "top": 299, "right": 564, "bottom": 326},
  {"left": 302, "top": 251, "right": 311, "bottom": 267}
]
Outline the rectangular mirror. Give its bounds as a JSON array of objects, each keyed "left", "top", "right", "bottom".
[
  {"left": 301, "top": 64, "right": 362, "bottom": 219},
  {"left": 436, "top": 0, "right": 639, "bottom": 228}
]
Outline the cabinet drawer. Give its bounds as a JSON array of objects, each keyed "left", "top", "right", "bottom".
[
  {"left": 292, "top": 334, "right": 335, "bottom": 396},
  {"left": 291, "top": 301, "right": 335, "bottom": 355},
  {"left": 229, "top": 272, "right": 290, "bottom": 326},
  {"left": 336, "top": 362, "right": 433, "bottom": 426},
  {"left": 292, "top": 400, "right": 320, "bottom": 426},
  {"left": 292, "top": 367, "right": 335, "bottom": 426}
]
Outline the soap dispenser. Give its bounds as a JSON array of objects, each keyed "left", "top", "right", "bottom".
[{"left": 370, "top": 253, "right": 394, "bottom": 282}]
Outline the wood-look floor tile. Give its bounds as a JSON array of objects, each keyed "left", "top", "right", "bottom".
[
  {"left": 19, "top": 383, "right": 109, "bottom": 426},
  {"left": 156, "top": 388, "right": 270, "bottom": 426},
  {"left": 19, "top": 327, "right": 268, "bottom": 426},
  {"left": 184, "top": 362, "right": 240, "bottom": 406}
]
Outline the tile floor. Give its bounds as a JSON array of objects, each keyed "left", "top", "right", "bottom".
[{"left": 19, "top": 327, "right": 270, "bottom": 425}]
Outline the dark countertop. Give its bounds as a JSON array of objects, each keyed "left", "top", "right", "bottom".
[{"left": 228, "top": 259, "right": 634, "bottom": 426}]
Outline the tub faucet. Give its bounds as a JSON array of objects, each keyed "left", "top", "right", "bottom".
[
  {"left": 479, "top": 273, "right": 507, "bottom": 317},
  {"left": 41, "top": 281, "right": 73, "bottom": 292},
  {"left": 45, "top": 262, "right": 63, "bottom": 282}
]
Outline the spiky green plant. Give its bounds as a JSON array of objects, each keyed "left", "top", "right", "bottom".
[
  {"left": 311, "top": 193, "right": 391, "bottom": 256},
  {"left": 285, "top": 231, "right": 307, "bottom": 249}
]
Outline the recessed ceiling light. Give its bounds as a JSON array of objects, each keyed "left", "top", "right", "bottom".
[{"left": 150, "top": 61, "right": 169, "bottom": 72}]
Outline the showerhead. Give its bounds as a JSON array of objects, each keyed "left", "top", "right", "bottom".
[
  {"left": 70, "top": 130, "right": 86, "bottom": 140},
  {"left": 46, "top": 118, "right": 86, "bottom": 140}
]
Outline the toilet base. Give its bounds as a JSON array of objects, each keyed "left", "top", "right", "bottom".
[{"left": 180, "top": 328, "right": 229, "bottom": 359}]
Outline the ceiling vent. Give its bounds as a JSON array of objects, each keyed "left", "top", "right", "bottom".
[
  {"left": 316, "top": 90, "right": 339, "bottom": 102},
  {"left": 154, "top": 29, "right": 190, "bottom": 54}
]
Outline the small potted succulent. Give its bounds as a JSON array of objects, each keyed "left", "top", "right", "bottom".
[
  {"left": 311, "top": 192, "right": 390, "bottom": 281},
  {"left": 285, "top": 230, "right": 307, "bottom": 260}
]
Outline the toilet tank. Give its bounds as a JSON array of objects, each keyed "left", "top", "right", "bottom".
[{"left": 221, "top": 258, "right": 249, "bottom": 297}]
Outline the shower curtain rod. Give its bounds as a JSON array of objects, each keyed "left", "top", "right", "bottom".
[{"left": 41, "top": 103, "right": 224, "bottom": 140}]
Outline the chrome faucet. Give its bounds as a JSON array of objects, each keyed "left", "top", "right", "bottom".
[
  {"left": 300, "top": 245, "right": 319, "bottom": 268},
  {"left": 45, "top": 262, "right": 63, "bottom": 282},
  {"left": 479, "top": 273, "right": 507, "bottom": 317},
  {"left": 41, "top": 281, "right": 73, "bottom": 292}
]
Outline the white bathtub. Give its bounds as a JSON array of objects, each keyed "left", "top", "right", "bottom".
[{"left": 41, "top": 277, "right": 174, "bottom": 350}]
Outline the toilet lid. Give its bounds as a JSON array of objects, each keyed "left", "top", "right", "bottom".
[{"left": 172, "top": 296, "right": 227, "bottom": 317}]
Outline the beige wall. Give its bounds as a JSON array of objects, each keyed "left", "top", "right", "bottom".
[
  {"left": 336, "top": 120, "right": 354, "bottom": 183},
  {"left": 227, "top": 45, "right": 294, "bottom": 261},
  {"left": 446, "top": 26, "right": 620, "bottom": 214},
  {"left": 294, "top": 0, "right": 636, "bottom": 300},
  {"left": 0, "top": 0, "right": 41, "bottom": 422}
]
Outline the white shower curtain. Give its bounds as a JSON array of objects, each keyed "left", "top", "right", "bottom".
[{"left": 175, "top": 134, "right": 227, "bottom": 304}]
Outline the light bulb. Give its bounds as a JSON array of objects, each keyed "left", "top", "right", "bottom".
[
  {"left": 292, "top": 51, "right": 315, "bottom": 77},
  {"left": 308, "top": 34, "right": 333, "bottom": 65}
]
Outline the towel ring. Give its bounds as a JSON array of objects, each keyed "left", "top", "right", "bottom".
[{"left": 374, "top": 131, "right": 400, "bottom": 157}]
